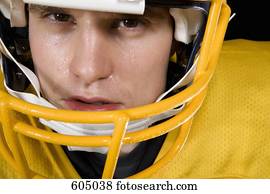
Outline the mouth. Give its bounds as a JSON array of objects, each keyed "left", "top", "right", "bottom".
[{"left": 63, "top": 96, "right": 123, "bottom": 111}]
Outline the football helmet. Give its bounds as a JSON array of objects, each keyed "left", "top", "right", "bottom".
[{"left": 0, "top": 0, "right": 231, "bottom": 178}]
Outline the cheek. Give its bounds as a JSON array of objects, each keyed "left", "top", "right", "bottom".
[
  {"left": 115, "top": 28, "right": 173, "bottom": 104},
  {"left": 29, "top": 18, "right": 71, "bottom": 82}
]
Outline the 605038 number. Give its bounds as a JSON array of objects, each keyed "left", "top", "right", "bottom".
[{"left": 71, "top": 180, "right": 113, "bottom": 191}]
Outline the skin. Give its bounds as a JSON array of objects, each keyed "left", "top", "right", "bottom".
[{"left": 28, "top": 5, "right": 174, "bottom": 111}]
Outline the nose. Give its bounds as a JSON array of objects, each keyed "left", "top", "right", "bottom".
[{"left": 70, "top": 23, "right": 113, "bottom": 85}]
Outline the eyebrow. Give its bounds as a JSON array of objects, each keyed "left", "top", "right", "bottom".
[{"left": 28, "top": 4, "right": 65, "bottom": 13}]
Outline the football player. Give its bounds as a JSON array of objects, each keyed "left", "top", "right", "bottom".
[{"left": 2, "top": 0, "right": 268, "bottom": 179}]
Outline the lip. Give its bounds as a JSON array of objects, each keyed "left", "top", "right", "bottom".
[{"left": 63, "top": 96, "right": 123, "bottom": 111}]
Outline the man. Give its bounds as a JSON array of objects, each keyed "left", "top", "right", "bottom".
[{"left": 1, "top": 0, "right": 269, "bottom": 179}]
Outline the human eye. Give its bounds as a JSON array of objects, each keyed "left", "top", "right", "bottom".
[
  {"left": 47, "top": 12, "right": 73, "bottom": 22},
  {"left": 119, "top": 18, "right": 141, "bottom": 28},
  {"left": 112, "top": 16, "right": 149, "bottom": 31},
  {"left": 33, "top": 6, "right": 76, "bottom": 25},
  {"left": 43, "top": 12, "right": 75, "bottom": 24}
]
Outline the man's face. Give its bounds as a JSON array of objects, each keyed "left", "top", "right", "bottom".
[{"left": 29, "top": 5, "right": 173, "bottom": 111}]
